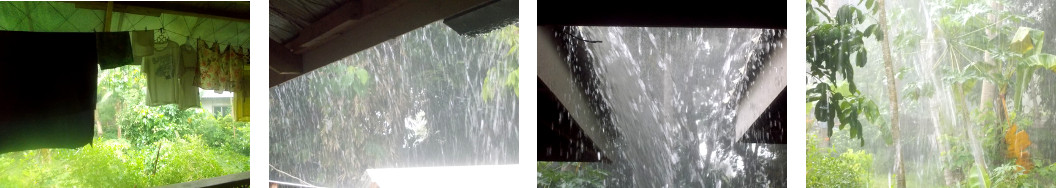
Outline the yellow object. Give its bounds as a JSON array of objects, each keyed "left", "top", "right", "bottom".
[
  {"left": 233, "top": 74, "right": 250, "bottom": 122},
  {"left": 1002, "top": 97, "right": 1032, "bottom": 173}
]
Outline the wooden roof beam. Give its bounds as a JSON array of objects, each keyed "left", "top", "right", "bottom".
[
  {"left": 270, "top": 39, "right": 302, "bottom": 87},
  {"left": 282, "top": 0, "right": 395, "bottom": 53},
  {"left": 270, "top": 0, "right": 491, "bottom": 87},
  {"left": 299, "top": 0, "right": 491, "bottom": 75},
  {"left": 70, "top": 1, "right": 249, "bottom": 23}
]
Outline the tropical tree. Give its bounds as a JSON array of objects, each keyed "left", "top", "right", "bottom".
[{"left": 807, "top": 0, "right": 884, "bottom": 147}]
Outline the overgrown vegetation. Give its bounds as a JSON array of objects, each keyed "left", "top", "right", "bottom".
[
  {"left": 807, "top": 0, "right": 885, "bottom": 146},
  {"left": 537, "top": 162, "right": 609, "bottom": 188},
  {"left": 808, "top": 0, "right": 1056, "bottom": 187},
  {"left": 807, "top": 135, "right": 874, "bottom": 187},
  {"left": 0, "top": 66, "right": 249, "bottom": 187}
]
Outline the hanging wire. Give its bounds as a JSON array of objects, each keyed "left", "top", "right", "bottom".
[
  {"left": 135, "top": 27, "right": 247, "bottom": 54},
  {"left": 269, "top": 164, "right": 322, "bottom": 188}
]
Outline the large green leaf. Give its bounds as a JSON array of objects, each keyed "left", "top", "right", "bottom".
[
  {"left": 1010, "top": 27, "right": 1045, "bottom": 56},
  {"left": 856, "top": 49, "right": 867, "bottom": 67},
  {"left": 836, "top": 5, "right": 858, "bottom": 25},
  {"left": 863, "top": 24, "right": 876, "bottom": 38},
  {"left": 1010, "top": 27, "right": 1035, "bottom": 54},
  {"left": 1029, "top": 53, "right": 1056, "bottom": 72}
]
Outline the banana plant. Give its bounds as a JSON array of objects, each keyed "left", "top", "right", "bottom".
[{"left": 1008, "top": 27, "right": 1056, "bottom": 113}]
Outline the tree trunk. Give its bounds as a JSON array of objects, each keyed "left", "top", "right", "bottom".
[
  {"left": 117, "top": 100, "right": 123, "bottom": 140},
  {"left": 877, "top": 0, "right": 905, "bottom": 187},
  {"left": 94, "top": 91, "right": 113, "bottom": 137},
  {"left": 95, "top": 110, "right": 103, "bottom": 136},
  {"left": 982, "top": 0, "right": 1003, "bottom": 169},
  {"left": 980, "top": 0, "right": 1002, "bottom": 120}
]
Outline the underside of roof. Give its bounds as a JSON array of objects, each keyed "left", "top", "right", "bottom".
[
  {"left": 537, "top": 0, "right": 785, "bottom": 28},
  {"left": 0, "top": 1, "right": 250, "bottom": 49},
  {"left": 268, "top": 0, "right": 346, "bottom": 43},
  {"left": 268, "top": 0, "right": 516, "bottom": 87}
]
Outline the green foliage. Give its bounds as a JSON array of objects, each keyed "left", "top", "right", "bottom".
[
  {"left": 0, "top": 65, "right": 249, "bottom": 187},
  {"left": 941, "top": 134, "right": 981, "bottom": 172},
  {"left": 63, "top": 137, "right": 247, "bottom": 187},
  {"left": 965, "top": 165, "right": 992, "bottom": 188},
  {"left": 537, "top": 162, "right": 608, "bottom": 188},
  {"left": 66, "top": 139, "right": 139, "bottom": 187},
  {"left": 189, "top": 113, "right": 251, "bottom": 156},
  {"left": 345, "top": 65, "right": 372, "bottom": 97},
  {"left": 0, "top": 136, "right": 248, "bottom": 187},
  {"left": 121, "top": 104, "right": 191, "bottom": 147},
  {"left": 1008, "top": 27, "right": 1056, "bottom": 114},
  {"left": 482, "top": 66, "right": 519, "bottom": 102},
  {"left": 313, "top": 63, "right": 373, "bottom": 100},
  {"left": 139, "top": 136, "right": 248, "bottom": 185},
  {"left": 963, "top": 162, "right": 1053, "bottom": 188},
  {"left": 807, "top": 0, "right": 884, "bottom": 145},
  {"left": 808, "top": 81, "right": 883, "bottom": 146},
  {"left": 807, "top": 135, "right": 874, "bottom": 187},
  {"left": 0, "top": 150, "right": 75, "bottom": 187},
  {"left": 808, "top": 0, "right": 1056, "bottom": 187},
  {"left": 482, "top": 25, "right": 519, "bottom": 102},
  {"left": 1036, "top": 163, "right": 1056, "bottom": 183}
]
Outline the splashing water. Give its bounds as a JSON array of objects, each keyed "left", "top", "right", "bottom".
[
  {"left": 269, "top": 22, "right": 519, "bottom": 187},
  {"left": 557, "top": 26, "right": 786, "bottom": 187}
]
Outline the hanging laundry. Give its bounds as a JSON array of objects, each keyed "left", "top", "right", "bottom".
[
  {"left": 143, "top": 41, "right": 182, "bottom": 106},
  {"left": 0, "top": 31, "right": 97, "bottom": 154},
  {"left": 229, "top": 47, "right": 246, "bottom": 92},
  {"left": 198, "top": 40, "right": 219, "bottom": 91},
  {"left": 96, "top": 32, "right": 133, "bottom": 70},
  {"left": 129, "top": 30, "right": 154, "bottom": 65},
  {"left": 232, "top": 47, "right": 249, "bottom": 122},
  {"left": 178, "top": 43, "right": 200, "bottom": 109},
  {"left": 198, "top": 40, "right": 245, "bottom": 93}
]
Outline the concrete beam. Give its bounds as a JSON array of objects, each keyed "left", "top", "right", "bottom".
[
  {"left": 536, "top": 26, "right": 614, "bottom": 158},
  {"left": 734, "top": 36, "right": 787, "bottom": 144}
]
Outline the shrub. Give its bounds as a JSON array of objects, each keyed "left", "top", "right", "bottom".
[{"left": 807, "top": 135, "right": 874, "bottom": 187}]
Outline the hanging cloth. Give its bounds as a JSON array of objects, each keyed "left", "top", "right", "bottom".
[
  {"left": 233, "top": 73, "right": 250, "bottom": 122},
  {"left": 225, "top": 47, "right": 243, "bottom": 92},
  {"left": 232, "top": 47, "right": 249, "bottom": 122},
  {"left": 0, "top": 31, "right": 97, "bottom": 154},
  {"left": 143, "top": 41, "right": 182, "bottom": 106},
  {"left": 96, "top": 32, "right": 133, "bottom": 69},
  {"left": 177, "top": 43, "right": 200, "bottom": 109},
  {"left": 198, "top": 40, "right": 221, "bottom": 91},
  {"left": 129, "top": 30, "right": 155, "bottom": 65},
  {"left": 198, "top": 40, "right": 244, "bottom": 93}
]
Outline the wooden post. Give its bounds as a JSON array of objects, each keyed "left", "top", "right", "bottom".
[{"left": 103, "top": 1, "right": 113, "bottom": 32}]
